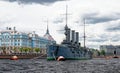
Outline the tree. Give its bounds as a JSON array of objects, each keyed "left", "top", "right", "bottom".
[
  {"left": 90, "top": 49, "right": 101, "bottom": 57},
  {"left": 34, "top": 48, "right": 40, "bottom": 53},
  {"left": 23, "top": 47, "right": 29, "bottom": 53},
  {"left": 19, "top": 47, "right": 24, "bottom": 53},
  {"left": 101, "top": 50, "right": 105, "bottom": 56},
  {"left": 97, "top": 51, "right": 101, "bottom": 56}
]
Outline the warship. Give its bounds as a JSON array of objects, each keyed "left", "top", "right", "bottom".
[
  {"left": 47, "top": 24, "right": 92, "bottom": 60},
  {"left": 47, "top": 6, "right": 92, "bottom": 60}
]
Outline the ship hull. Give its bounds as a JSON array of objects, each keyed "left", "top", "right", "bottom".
[{"left": 47, "top": 45, "right": 92, "bottom": 60}]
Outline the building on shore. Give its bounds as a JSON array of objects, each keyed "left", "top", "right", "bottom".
[
  {"left": 100, "top": 45, "right": 120, "bottom": 56},
  {"left": 43, "top": 25, "right": 56, "bottom": 54},
  {"left": 0, "top": 27, "right": 55, "bottom": 54},
  {"left": 43, "top": 25, "right": 56, "bottom": 44}
]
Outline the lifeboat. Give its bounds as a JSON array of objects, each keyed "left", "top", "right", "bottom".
[
  {"left": 10, "top": 55, "right": 18, "bottom": 60},
  {"left": 57, "top": 56, "right": 65, "bottom": 61}
]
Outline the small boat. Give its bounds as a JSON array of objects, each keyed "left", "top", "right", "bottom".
[{"left": 10, "top": 55, "right": 18, "bottom": 60}]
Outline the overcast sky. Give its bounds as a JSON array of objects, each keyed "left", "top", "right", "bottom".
[{"left": 0, "top": 0, "right": 120, "bottom": 49}]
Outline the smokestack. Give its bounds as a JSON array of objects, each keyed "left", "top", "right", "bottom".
[
  {"left": 66, "top": 28, "right": 71, "bottom": 42},
  {"left": 72, "top": 30, "right": 75, "bottom": 42},
  {"left": 13, "top": 27, "right": 16, "bottom": 31},
  {"left": 76, "top": 32, "right": 79, "bottom": 43},
  {"left": 6, "top": 27, "right": 8, "bottom": 30}
]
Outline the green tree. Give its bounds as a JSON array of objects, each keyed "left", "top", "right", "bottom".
[
  {"left": 19, "top": 47, "right": 24, "bottom": 52},
  {"left": 34, "top": 48, "right": 40, "bottom": 53},
  {"left": 97, "top": 50, "right": 101, "bottom": 56},
  {"left": 90, "top": 49, "right": 101, "bottom": 57},
  {"left": 101, "top": 50, "right": 105, "bottom": 56},
  {"left": 23, "top": 47, "right": 29, "bottom": 53},
  {"left": 28, "top": 48, "right": 32, "bottom": 53}
]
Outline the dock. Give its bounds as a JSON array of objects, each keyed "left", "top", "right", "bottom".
[{"left": 0, "top": 53, "right": 47, "bottom": 59}]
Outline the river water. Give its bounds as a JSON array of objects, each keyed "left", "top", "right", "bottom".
[{"left": 0, "top": 58, "right": 120, "bottom": 73}]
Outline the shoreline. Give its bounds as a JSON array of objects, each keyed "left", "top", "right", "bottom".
[{"left": 0, "top": 53, "right": 47, "bottom": 59}]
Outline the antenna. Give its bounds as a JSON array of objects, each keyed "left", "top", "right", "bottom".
[
  {"left": 47, "top": 19, "right": 48, "bottom": 26},
  {"left": 66, "top": 5, "right": 68, "bottom": 26},
  {"left": 61, "top": 5, "right": 71, "bottom": 27},
  {"left": 83, "top": 18, "right": 86, "bottom": 49}
]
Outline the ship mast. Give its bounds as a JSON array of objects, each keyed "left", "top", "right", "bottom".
[
  {"left": 64, "top": 5, "right": 71, "bottom": 43},
  {"left": 66, "top": 5, "right": 68, "bottom": 26},
  {"left": 65, "top": 5, "right": 68, "bottom": 29},
  {"left": 83, "top": 18, "right": 86, "bottom": 49}
]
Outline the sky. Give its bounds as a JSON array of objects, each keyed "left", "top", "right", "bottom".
[{"left": 0, "top": 0, "right": 120, "bottom": 49}]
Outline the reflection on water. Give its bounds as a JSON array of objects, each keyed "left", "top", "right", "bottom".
[{"left": 0, "top": 58, "right": 120, "bottom": 73}]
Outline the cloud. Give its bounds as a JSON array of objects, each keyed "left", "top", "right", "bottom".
[
  {"left": 1, "top": 0, "right": 120, "bottom": 49},
  {"left": 107, "top": 24, "right": 120, "bottom": 31},
  {"left": 3, "top": 0, "right": 65, "bottom": 5},
  {"left": 87, "top": 34, "right": 108, "bottom": 42},
  {"left": 82, "top": 12, "right": 120, "bottom": 24},
  {"left": 88, "top": 38, "right": 107, "bottom": 42},
  {"left": 110, "top": 34, "right": 120, "bottom": 42}
]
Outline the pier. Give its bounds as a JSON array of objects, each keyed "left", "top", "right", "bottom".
[{"left": 0, "top": 53, "right": 46, "bottom": 59}]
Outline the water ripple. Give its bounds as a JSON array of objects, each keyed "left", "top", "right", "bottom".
[{"left": 0, "top": 59, "right": 120, "bottom": 73}]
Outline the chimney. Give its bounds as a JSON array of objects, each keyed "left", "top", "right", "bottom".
[
  {"left": 66, "top": 28, "right": 71, "bottom": 42},
  {"left": 76, "top": 32, "right": 79, "bottom": 43},
  {"left": 6, "top": 27, "right": 8, "bottom": 30},
  {"left": 13, "top": 27, "right": 16, "bottom": 31},
  {"left": 72, "top": 30, "right": 75, "bottom": 43}
]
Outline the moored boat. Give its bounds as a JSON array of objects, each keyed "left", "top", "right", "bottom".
[
  {"left": 47, "top": 24, "right": 92, "bottom": 60},
  {"left": 47, "top": 6, "right": 92, "bottom": 60}
]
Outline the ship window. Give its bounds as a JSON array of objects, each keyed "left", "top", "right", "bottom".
[
  {"left": 72, "top": 51, "right": 75, "bottom": 53},
  {"left": 56, "top": 46, "right": 59, "bottom": 49}
]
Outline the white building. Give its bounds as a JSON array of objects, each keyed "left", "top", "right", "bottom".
[
  {"left": 0, "top": 27, "right": 56, "bottom": 54},
  {"left": 100, "top": 45, "right": 120, "bottom": 55}
]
